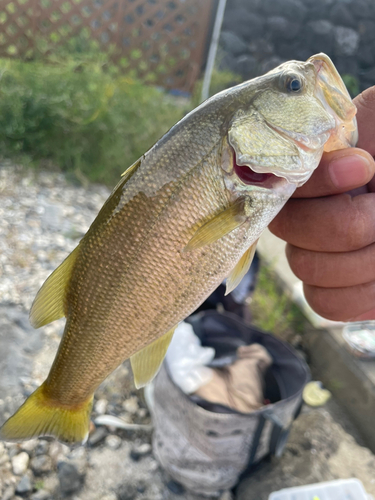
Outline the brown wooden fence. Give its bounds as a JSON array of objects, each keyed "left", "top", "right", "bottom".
[{"left": 0, "top": 0, "right": 216, "bottom": 92}]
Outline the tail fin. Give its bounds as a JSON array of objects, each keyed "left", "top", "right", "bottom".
[{"left": 0, "top": 383, "right": 93, "bottom": 443}]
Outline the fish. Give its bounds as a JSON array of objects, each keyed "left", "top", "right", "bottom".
[{"left": 0, "top": 53, "right": 357, "bottom": 443}]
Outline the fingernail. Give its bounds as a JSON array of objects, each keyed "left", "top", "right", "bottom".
[{"left": 329, "top": 154, "right": 371, "bottom": 189}]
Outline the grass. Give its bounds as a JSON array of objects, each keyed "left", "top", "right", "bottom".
[
  {"left": 0, "top": 57, "right": 188, "bottom": 186},
  {"left": 251, "top": 263, "right": 308, "bottom": 341}
]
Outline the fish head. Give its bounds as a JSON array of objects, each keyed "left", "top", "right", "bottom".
[{"left": 225, "top": 52, "right": 357, "bottom": 201}]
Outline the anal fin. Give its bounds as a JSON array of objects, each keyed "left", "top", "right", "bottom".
[
  {"left": 225, "top": 240, "right": 258, "bottom": 296},
  {"left": 184, "top": 199, "right": 246, "bottom": 252},
  {"left": 131, "top": 327, "right": 175, "bottom": 389}
]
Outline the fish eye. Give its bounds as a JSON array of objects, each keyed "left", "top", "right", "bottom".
[{"left": 286, "top": 76, "right": 303, "bottom": 93}]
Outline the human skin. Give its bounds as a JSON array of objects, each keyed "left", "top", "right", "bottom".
[{"left": 269, "top": 86, "right": 375, "bottom": 322}]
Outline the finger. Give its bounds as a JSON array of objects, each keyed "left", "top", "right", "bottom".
[
  {"left": 269, "top": 192, "right": 375, "bottom": 252},
  {"left": 303, "top": 281, "right": 375, "bottom": 322},
  {"left": 355, "top": 86, "right": 375, "bottom": 156},
  {"left": 286, "top": 242, "right": 375, "bottom": 288},
  {"left": 355, "top": 86, "right": 375, "bottom": 193},
  {"left": 291, "top": 148, "right": 375, "bottom": 198},
  {"left": 350, "top": 306, "right": 375, "bottom": 322}
]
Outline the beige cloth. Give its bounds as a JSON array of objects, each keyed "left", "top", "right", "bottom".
[{"left": 194, "top": 343, "right": 273, "bottom": 413}]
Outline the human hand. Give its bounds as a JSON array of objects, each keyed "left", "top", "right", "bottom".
[{"left": 269, "top": 86, "right": 375, "bottom": 322}]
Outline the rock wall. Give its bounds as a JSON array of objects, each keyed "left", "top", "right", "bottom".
[{"left": 219, "top": 0, "right": 375, "bottom": 94}]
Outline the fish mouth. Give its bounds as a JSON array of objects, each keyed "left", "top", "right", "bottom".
[
  {"left": 308, "top": 53, "right": 358, "bottom": 150},
  {"left": 232, "top": 150, "right": 291, "bottom": 190},
  {"left": 231, "top": 124, "right": 329, "bottom": 187}
]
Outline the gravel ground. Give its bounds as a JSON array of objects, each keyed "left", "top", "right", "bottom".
[{"left": 1, "top": 164, "right": 375, "bottom": 500}]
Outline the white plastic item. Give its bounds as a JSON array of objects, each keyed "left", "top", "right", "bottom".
[
  {"left": 165, "top": 321, "right": 215, "bottom": 394},
  {"left": 269, "top": 478, "right": 371, "bottom": 500}
]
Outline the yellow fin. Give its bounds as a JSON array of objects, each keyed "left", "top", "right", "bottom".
[
  {"left": 0, "top": 383, "right": 93, "bottom": 443},
  {"left": 121, "top": 158, "right": 141, "bottom": 178},
  {"left": 225, "top": 240, "right": 258, "bottom": 296},
  {"left": 29, "top": 246, "right": 80, "bottom": 328},
  {"left": 131, "top": 327, "right": 175, "bottom": 389},
  {"left": 184, "top": 199, "right": 246, "bottom": 252}
]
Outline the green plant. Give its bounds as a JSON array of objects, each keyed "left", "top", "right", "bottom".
[
  {"left": 342, "top": 74, "right": 360, "bottom": 98},
  {"left": 251, "top": 263, "right": 307, "bottom": 340},
  {"left": 0, "top": 57, "right": 188, "bottom": 185}
]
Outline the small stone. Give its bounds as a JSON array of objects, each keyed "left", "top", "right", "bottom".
[
  {"left": 122, "top": 396, "right": 139, "bottom": 414},
  {"left": 8, "top": 445, "right": 21, "bottom": 459},
  {"left": 94, "top": 398, "right": 108, "bottom": 415},
  {"left": 58, "top": 462, "right": 83, "bottom": 496},
  {"left": 166, "top": 480, "right": 185, "bottom": 495},
  {"left": 105, "top": 435, "right": 122, "bottom": 450},
  {"left": 101, "top": 494, "right": 117, "bottom": 500},
  {"left": 30, "top": 490, "right": 52, "bottom": 500},
  {"left": 0, "top": 449, "right": 9, "bottom": 465},
  {"left": 2, "top": 486, "right": 15, "bottom": 500},
  {"left": 35, "top": 440, "right": 50, "bottom": 456},
  {"left": 137, "top": 408, "right": 148, "bottom": 419},
  {"left": 117, "top": 483, "right": 137, "bottom": 500},
  {"left": 20, "top": 439, "right": 38, "bottom": 453},
  {"left": 130, "top": 443, "right": 151, "bottom": 461},
  {"left": 136, "top": 479, "right": 147, "bottom": 494},
  {"left": 49, "top": 442, "right": 70, "bottom": 465},
  {"left": 219, "top": 491, "right": 233, "bottom": 500},
  {"left": 12, "top": 451, "right": 29, "bottom": 475},
  {"left": 148, "top": 460, "right": 159, "bottom": 472},
  {"left": 88, "top": 426, "right": 108, "bottom": 446},
  {"left": 30, "top": 455, "right": 53, "bottom": 476},
  {"left": 15, "top": 474, "right": 33, "bottom": 494},
  {"left": 67, "top": 447, "right": 88, "bottom": 475}
]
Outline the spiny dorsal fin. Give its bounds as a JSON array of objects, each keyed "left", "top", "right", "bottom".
[
  {"left": 225, "top": 240, "right": 258, "bottom": 296},
  {"left": 121, "top": 158, "right": 141, "bottom": 178},
  {"left": 131, "top": 327, "right": 175, "bottom": 388},
  {"left": 183, "top": 199, "right": 246, "bottom": 252},
  {"left": 29, "top": 246, "right": 80, "bottom": 328}
]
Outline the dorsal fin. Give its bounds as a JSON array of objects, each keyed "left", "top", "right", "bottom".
[
  {"left": 29, "top": 246, "right": 80, "bottom": 328},
  {"left": 225, "top": 240, "right": 258, "bottom": 296},
  {"left": 130, "top": 327, "right": 175, "bottom": 388},
  {"left": 121, "top": 158, "right": 141, "bottom": 178}
]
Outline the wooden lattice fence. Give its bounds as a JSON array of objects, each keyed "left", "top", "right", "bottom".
[{"left": 0, "top": 0, "right": 216, "bottom": 92}]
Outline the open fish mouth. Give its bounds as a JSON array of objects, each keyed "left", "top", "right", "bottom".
[
  {"left": 230, "top": 125, "right": 331, "bottom": 188},
  {"left": 232, "top": 151, "right": 278, "bottom": 187},
  {"left": 231, "top": 149, "right": 294, "bottom": 192},
  {"left": 308, "top": 53, "right": 358, "bottom": 150}
]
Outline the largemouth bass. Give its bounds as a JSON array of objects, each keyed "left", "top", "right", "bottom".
[{"left": 0, "top": 53, "right": 357, "bottom": 443}]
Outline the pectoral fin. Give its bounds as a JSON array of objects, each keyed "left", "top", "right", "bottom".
[
  {"left": 184, "top": 199, "right": 246, "bottom": 252},
  {"left": 225, "top": 240, "right": 258, "bottom": 296},
  {"left": 131, "top": 327, "right": 175, "bottom": 388},
  {"left": 29, "top": 246, "right": 80, "bottom": 328}
]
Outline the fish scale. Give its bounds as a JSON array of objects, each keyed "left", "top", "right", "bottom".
[{"left": 0, "top": 53, "right": 358, "bottom": 443}]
